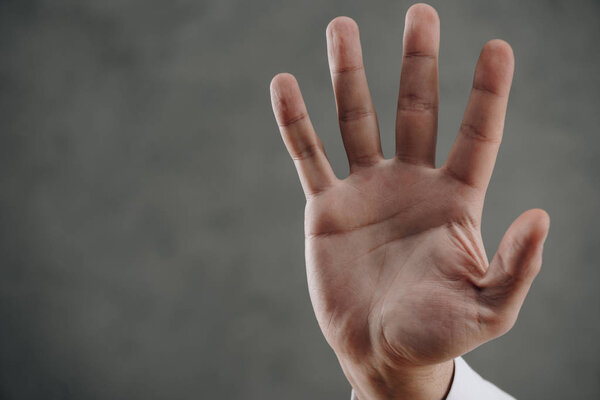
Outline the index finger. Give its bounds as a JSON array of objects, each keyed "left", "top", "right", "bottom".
[{"left": 443, "top": 40, "right": 514, "bottom": 190}]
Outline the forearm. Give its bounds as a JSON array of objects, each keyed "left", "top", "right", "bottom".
[
  {"left": 344, "top": 358, "right": 454, "bottom": 400},
  {"left": 350, "top": 357, "right": 516, "bottom": 400}
]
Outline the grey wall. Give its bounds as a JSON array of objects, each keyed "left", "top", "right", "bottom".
[{"left": 1, "top": 0, "right": 599, "bottom": 399}]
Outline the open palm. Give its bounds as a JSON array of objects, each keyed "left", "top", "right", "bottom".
[{"left": 270, "top": 4, "right": 549, "bottom": 398}]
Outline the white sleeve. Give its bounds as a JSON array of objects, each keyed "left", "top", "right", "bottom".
[
  {"left": 446, "top": 357, "right": 515, "bottom": 400},
  {"left": 350, "top": 357, "right": 515, "bottom": 400}
]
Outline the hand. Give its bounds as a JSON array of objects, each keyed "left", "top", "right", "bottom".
[{"left": 270, "top": 4, "right": 549, "bottom": 399}]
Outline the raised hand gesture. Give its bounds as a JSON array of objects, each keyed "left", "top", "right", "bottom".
[{"left": 270, "top": 4, "right": 549, "bottom": 399}]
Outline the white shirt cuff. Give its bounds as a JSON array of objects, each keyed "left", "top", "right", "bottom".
[
  {"left": 350, "top": 357, "right": 515, "bottom": 400},
  {"left": 446, "top": 357, "right": 515, "bottom": 400}
]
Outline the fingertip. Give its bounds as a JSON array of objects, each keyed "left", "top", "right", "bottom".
[
  {"left": 270, "top": 72, "right": 297, "bottom": 95},
  {"left": 269, "top": 73, "right": 307, "bottom": 128},
  {"left": 482, "top": 39, "right": 514, "bottom": 66},
  {"left": 326, "top": 16, "right": 364, "bottom": 72},
  {"left": 326, "top": 16, "right": 359, "bottom": 38},
  {"left": 521, "top": 208, "right": 550, "bottom": 243},
  {"left": 406, "top": 3, "right": 440, "bottom": 26},
  {"left": 505, "top": 209, "right": 550, "bottom": 257},
  {"left": 403, "top": 3, "right": 440, "bottom": 55},
  {"left": 270, "top": 72, "right": 299, "bottom": 107},
  {"left": 473, "top": 39, "right": 515, "bottom": 96}
]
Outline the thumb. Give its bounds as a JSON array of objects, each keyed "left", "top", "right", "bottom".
[{"left": 478, "top": 209, "right": 550, "bottom": 337}]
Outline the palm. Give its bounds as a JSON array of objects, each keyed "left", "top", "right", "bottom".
[
  {"left": 270, "top": 4, "right": 549, "bottom": 396},
  {"left": 305, "top": 161, "right": 487, "bottom": 365}
]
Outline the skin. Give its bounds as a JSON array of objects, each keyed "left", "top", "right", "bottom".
[{"left": 270, "top": 3, "right": 550, "bottom": 399}]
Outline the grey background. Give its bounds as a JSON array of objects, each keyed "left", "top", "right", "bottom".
[{"left": 1, "top": 0, "right": 599, "bottom": 399}]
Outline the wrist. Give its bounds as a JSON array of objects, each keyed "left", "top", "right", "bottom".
[{"left": 346, "top": 359, "right": 455, "bottom": 400}]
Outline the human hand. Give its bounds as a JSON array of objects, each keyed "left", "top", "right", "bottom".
[{"left": 270, "top": 4, "right": 549, "bottom": 399}]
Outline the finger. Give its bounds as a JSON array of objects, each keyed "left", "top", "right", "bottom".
[
  {"left": 443, "top": 40, "right": 515, "bottom": 190},
  {"left": 326, "top": 17, "right": 382, "bottom": 170},
  {"left": 395, "top": 3, "right": 440, "bottom": 167},
  {"left": 477, "top": 209, "right": 550, "bottom": 337},
  {"left": 270, "top": 73, "right": 337, "bottom": 197}
]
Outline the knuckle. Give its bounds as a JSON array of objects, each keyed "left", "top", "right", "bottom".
[
  {"left": 403, "top": 51, "right": 436, "bottom": 60},
  {"left": 331, "top": 64, "right": 364, "bottom": 75},
  {"left": 278, "top": 112, "right": 308, "bottom": 127},
  {"left": 398, "top": 93, "right": 437, "bottom": 114},
  {"left": 338, "top": 106, "right": 375, "bottom": 123},
  {"left": 291, "top": 142, "right": 320, "bottom": 161},
  {"left": 459, "top": 122, "right": 501, "bottom": 144}
]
